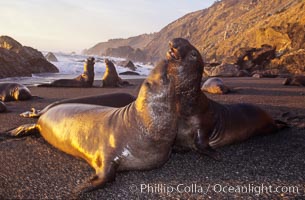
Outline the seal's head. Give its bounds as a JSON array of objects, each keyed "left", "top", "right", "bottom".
[
  {"left": 136, "top": 60, "right": 173, "bottom": 106},
  {"left": 167, "top": 38, "right": 204, "bottom": 67},
  {"left": 13, "top": 87, "right": 32, "bottom": 101},
  {"left": 166, "top": 38, "right": 204, "bottom": 115}
]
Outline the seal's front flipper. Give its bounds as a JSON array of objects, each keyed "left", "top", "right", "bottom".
[
  {"left": 20, "top": 108, "right": 41, "bottom": 118},
  {"left": 194, "top": 129, "right": 221, "bottom": 161},
  {"left": 274, "top": 119, "right": 289, "bottom": 130},
  {"left": 74, "top": 161, "right": 117, "bottom": 196}
]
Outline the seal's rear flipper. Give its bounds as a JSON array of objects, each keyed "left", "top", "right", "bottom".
[
  {"left": 0, "top": 124, "right": 39, "bottom": 142},
  {"left": 20, "top": 108, "right": 41, "bottom": 118}
]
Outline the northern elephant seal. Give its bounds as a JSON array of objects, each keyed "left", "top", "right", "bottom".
[
  {"left": 166, "top": 38, "right": 286, "bottom": 159},
  {"left": 166, "top": 38, "right": 218, "bottom": 158},
  {"left": 101, "top": 59, "right": 130, "bottom": 87},
  {"left": 5, "top": 58, "right": 178, "bottom": 193},
  {"left": 38, "top": 57, "right": 95, "bottom": 87},
  {"left": 201, "top": 78, "right": 230, "bottom": 94},
  {"left": 20, "top": 93, "right": 135, "bottom": 118},
  {"left": 0, "top": 83, "right": 32, "bottom": 102},
  {"left": 282, "top": 75, "right": 305, "bottom": 86}
]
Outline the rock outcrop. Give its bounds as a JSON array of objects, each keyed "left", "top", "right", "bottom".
[
  {"left": 87, "top": 0, "right": 305, "bottom": 75},
  {"left": 0, "top": 36, "right": 59, "bottom": 78},
  {"left": 118, "top": 60, "right": 137, "bottom": 71},
  {"left": 104, "top": 46, "right": 147, "bottom": 63},
  {"left": 45, "top": 52, "right": 58, "bottom": 62}
]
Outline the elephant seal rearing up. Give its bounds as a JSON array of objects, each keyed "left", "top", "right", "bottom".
[
  {"left": 101, "top": 59, "right": 130, "bottom": 87},
  {"left": 5, "top": 58, "right": 178, "bottom": 193},
  {"left": 38, "top": 57, "right": 95, "bottom": 87},
  {"left": 0, "top": 83, "right": 32, "bottom": 102}
]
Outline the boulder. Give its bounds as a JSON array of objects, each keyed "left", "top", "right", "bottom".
[
  {"left": 118, "top": 60, "right": 137, "bottom": 71},
  {"left": 270, "top": 49, "right": 305, "bottom": 75},
  {"left": 104, "top": 46, "right": 147, "bottom": 62},
  {"left": 45, "top": 52, "right": 58, "bottom": 62},
  {"left": 204, "top": 63, "right": 240, "bottom": 77},
  {"left": 0, "top": 36, "right": 58, "bottom": 78}
]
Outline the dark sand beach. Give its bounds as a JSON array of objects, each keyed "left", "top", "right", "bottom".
[{"left": 0, "top": 78, "right": 304, "bottom": 199}]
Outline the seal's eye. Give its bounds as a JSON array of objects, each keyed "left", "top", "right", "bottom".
[
  {"left": 145, "top": 81, "right": 151, "bottom": 89},
  {"left": 190, "top": 50, "right": 197, "bottom": 59}
]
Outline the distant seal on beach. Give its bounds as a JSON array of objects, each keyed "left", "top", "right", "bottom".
[
  {"left": 101, "top": 59, "right": 130, "bottom": 87},
  {"left": 201, "top": 78, "right": 230, "bottom": 94},
  {"left": 282, "top": 75, "right": 305, "bottom": 86},
  {"left": 166, "top": 38, "right": 286, "bottom": 159},
  {"left": 0, "top": 102, "right": 7, "bottom": 112},
  {"left": 5, "top": 58, "right": 178, "bottom": 194},
  {"left": 20, "top": 93, "right": 136, "bottom": 118},
  {"left": 0, "top": 83, "right": 32, "bottom": 102},
  {"left": 38, "top": 57, "right": 95, "bottom": 87}
]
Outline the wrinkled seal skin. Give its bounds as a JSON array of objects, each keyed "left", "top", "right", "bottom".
[
  {"left": 201, "top": 78, "right": 230, "bottom": 94},
  {"left": 6, "top": 59, "right": 177, "bottom": 194},
  {"left": 0, "top": 102, "right": 7, "bottom": 112},
  {"left": 20, "top": 93, "right": 136, "bottom": 118},
  {"left": 167, "top": 38, "right": 284, "bottom": 159},
  {"left": 101, "top": 59, "right": 130, "bottom": 87},
  {"left": 283, "top": 75, "right": 305, "bottom": 86},
  {"left": 38, "top": 57, "right": 95, "bottom": 87},
  {"left": 0, "top": 83, "right": 32, "bottom": 102}
]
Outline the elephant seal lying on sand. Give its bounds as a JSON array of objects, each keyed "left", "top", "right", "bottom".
[
  {"left": 0, "top": 83, "right": 32, "bottom": 102},
  {"left": 38, "top": 57, "right": 95, "bottom": 87},
  {"left": 201, "top": 77, "right": 230, "bottom": 94},
  {"left": 20, "top": 93, "right": 136, "bottom": 118}
]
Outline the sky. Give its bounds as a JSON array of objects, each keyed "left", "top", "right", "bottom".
[{"left": 0, "top": 0, "right": 215, "bottom": 53}]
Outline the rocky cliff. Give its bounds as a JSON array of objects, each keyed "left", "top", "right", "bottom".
[
  {"left": 85, "top": 33, "right": 155, "bottom": 56},
  {"left": 87, "top": 0, "right": 305, "bottom": 74},
  {"left": 0, "top": 36, "right": 59, "bottom": 78}
]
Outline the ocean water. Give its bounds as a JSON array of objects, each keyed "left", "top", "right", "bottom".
[{"left": 0, "top": 52, "right": 152, "bottom": 86}]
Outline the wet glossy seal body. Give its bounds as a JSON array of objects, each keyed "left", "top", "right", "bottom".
[
  {"left": 6, "top": 59, "right": 177, "bottom": 193},
  {"left": 0, "top": 83, "right": 32, "bottom": 102},
  {"left": 38, "top": 57, "right": 95, "bottom": 87},
  {"left": 20, "top": 93, "right": 136, "bottom": 118}
]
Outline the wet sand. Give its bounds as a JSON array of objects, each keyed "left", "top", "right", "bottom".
[{"left": 0, "top": 78, "right": 304, "bottom": 199}]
